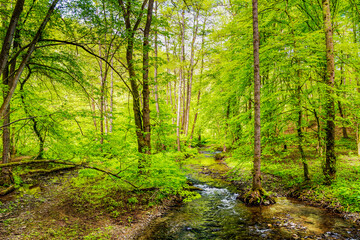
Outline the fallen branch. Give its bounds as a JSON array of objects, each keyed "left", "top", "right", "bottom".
[
  {"left": 0, "top": 159, "right": 138, "bottom": 188},
  {"left": 20, "top": 166, "right": 77, "bottom": 177},
  {"left": 0, "top": 185, "right": 15, "bottom": 196}
]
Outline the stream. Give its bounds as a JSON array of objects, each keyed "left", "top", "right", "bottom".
[{"left": 139, "top": 151, "right": 360, "bottom": 240}]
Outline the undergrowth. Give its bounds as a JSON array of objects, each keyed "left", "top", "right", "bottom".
[{"left": 225, "top": 142, "right": 360, "bottom": 213}]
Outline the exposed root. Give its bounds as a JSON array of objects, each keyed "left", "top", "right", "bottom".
[{"left": 241, "top": 188, "right": 276, "bottom": 206}]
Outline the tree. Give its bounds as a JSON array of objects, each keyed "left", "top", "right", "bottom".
[
  {"left": 117, "top": 0, "right": 154, "bottom": 170},
  {"left": 322, "top": 0, "right": 336, "bottom": 184},
  {"left": 243, "top": 0, "right": 275, "bottom": 205}
]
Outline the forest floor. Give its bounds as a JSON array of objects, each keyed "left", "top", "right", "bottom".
[
  {"left": 0, "top": 144, "right": 359, "bottom": 239},
  {"left": 0, "top": 170, "right": 182, "bottom": 240}
]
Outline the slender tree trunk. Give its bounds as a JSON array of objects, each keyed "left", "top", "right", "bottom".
[
  {"left": 177, "top": 10, "right": 185, "bottom": 151},
  {"left": 252, "top": 0, "right": 262, "bottom": 192},
  {"left": 153, "top": 1, "right": 160, "bottom": 116},
  {"left": 142, "top": 0, "right": 154, "bottom": 155},
  {"left": 337, "top": 101, "right": 348, "bottom": 138},
  {"left": 91, "top": 99, "right": 98, "bottom": 130},
  {"left": 322, "top": 0, "right": 336, "bottom": 184},
  {"left": 176, "top": 71, "right": 183, "bottom": 151},
  {"left": 181, "top": 11, "right": 186, "bottom": 133},
  {"left": 109, "top": 53, "right": 114, "bottom": 133},
  {"left": 296, "top": 83, "right": 310, "bottom": 181},
  {"left": 190, "top": 19, "right": 206, "bottom": 142},
  {"left": 357, "top": 122, "right": 360, "bottom": 156},
  {"left": 165, "top": 35, "right": 174, "bottom": 120},
  {"left": 99, "top": 41, "right": 105, "bottom": 145},
  {"left": 185, "top": 12, "right": 199, "bottom": 136},
  {"left": 338, "top": 62, "right": 348, "bottom": 138}
]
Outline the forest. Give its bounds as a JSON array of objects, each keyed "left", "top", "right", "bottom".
[{"left": 0, "top": 0, "right": 360, "bottom": 239}]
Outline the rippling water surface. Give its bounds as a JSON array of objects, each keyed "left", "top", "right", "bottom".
[{"left": 139, "top": 152, "right": 360, "bottom": 240}]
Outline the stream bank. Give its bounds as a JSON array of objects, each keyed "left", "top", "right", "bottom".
[{"left": 139, "top": 150, "right": 360, "bottom": 240}]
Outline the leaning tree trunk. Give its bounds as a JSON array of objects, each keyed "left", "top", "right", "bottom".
[
  {"left": 0, "top": 0, "right": 25, "bottom": 78},
  {"left": 322, "top": 0, "right": 336, "bottom": 184},
  {"left": 0, "top": 0, "right": 60, "bottom": 119}
]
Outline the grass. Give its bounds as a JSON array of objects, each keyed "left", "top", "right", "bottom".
[{"left": 225, "top": 140, "right": 360, "bottom": 213}]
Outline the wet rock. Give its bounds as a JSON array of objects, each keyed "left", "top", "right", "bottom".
[
  {"left": 260, "top": 233, "right": 267, "bottom": 238},
  {"left": 292, "top": 233, "right": 299, "bottom": 239}
]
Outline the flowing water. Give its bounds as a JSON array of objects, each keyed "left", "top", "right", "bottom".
[{"left": 139, "top": 151, "right": 360, "bottom": 240}]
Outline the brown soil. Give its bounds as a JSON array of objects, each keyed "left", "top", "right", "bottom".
[{"left": 0, "top": 171, "right": 180, "bottom": 240}]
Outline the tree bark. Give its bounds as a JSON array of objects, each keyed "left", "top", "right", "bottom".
[
  {"left": 153, "top": 1, "right": 160, "bottom": 116},
  {"left": 1, "top": 66, "right": 13, "bottom": 186},
  {"left": 338, "top": 62, "right": 348, "bottom": 138},
  {"left": 190, "top": 19, "right": 206, "bottom": 143},
  {"left": 109, "top": 51, "right": 114, "bottom": 133},
  {"left": 98, "top": 41, "right": 105, "bottom": 145},
  {"left": 322, "top": 0, "right": 336, "bottom": 184},
  {"left": 118, "top": 0, "right": 149, "bottom": 156},
  {"left": 142, "top": 0, "right": 155, "bottom": 155},
  {"left": 252, "top": 0, "right": 262, "bottom": 192},
  {"left": 296, "top": 84, "right": 310, "bottom": 181},
  {"left": 0, "top": 0, "right": 25, "bottom": 78},
  {"left": 177, "top": 10, "right": 185, "bottom": 151},
  {"left": 185, "top": 11, "right": 199, "bottom": 136}
]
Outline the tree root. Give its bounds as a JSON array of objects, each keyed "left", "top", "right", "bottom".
[{"left": 241, "top": 188, "right": 276, "bottom": 206}]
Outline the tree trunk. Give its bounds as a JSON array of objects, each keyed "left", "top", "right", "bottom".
[
  {"left": 109, "top": 52, "right": 114, "bottom": 133},
  {"left": 176, "top": 10, "right": 185, "bottom": 151},
  {"left": 185, "top": 12, "right": 199, "bottom": 136},
  {"left": 337, "top": 101, "right": 348, "bottom": 138},
  {"left": 296, "top": 84, "right": 310, "bottom": 181},
  {"left": 322, "top": 0, "right": 336, "bottom": 184},
  {"left": 338, "top": 59, "right": 348, "bottom": 139},
  {"left": 190, "top": 18, "right": 206, "bottom": 143},
  {"left": 252, "top": 0, "right": 262, "bottom": 192},
  {"left": 142, "top": 0, "right": 155, "bottom": 155},
  {"left": 98, "top": 41, "right": 105, "bottom": 145},
  {"left": 176, "top": 70, "right": 183, "bottom": 151},
  {"left": 1, "top": 66, "right": 13, "bottom": 186},
  {"left": 0, "top": 0, "right": 25, "bottom": 78},
  {"left": 153, "top": 1, "right": 160, "bottom": 116}
]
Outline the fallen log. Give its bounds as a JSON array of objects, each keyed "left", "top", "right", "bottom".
[
  {"left": 20, "top": 166, "right": 77, "bottom": 177},
  {"left": 0, "top": 159, "right": 138, "bottom": 188}
]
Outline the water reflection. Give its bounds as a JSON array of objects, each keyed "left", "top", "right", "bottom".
[{"left": 139, "top": 155, "right": 360, "bottom": 240}]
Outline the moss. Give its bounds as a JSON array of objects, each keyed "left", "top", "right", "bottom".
[{"left": 241, "top": 188, "right": 276, "bottom": 206}]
